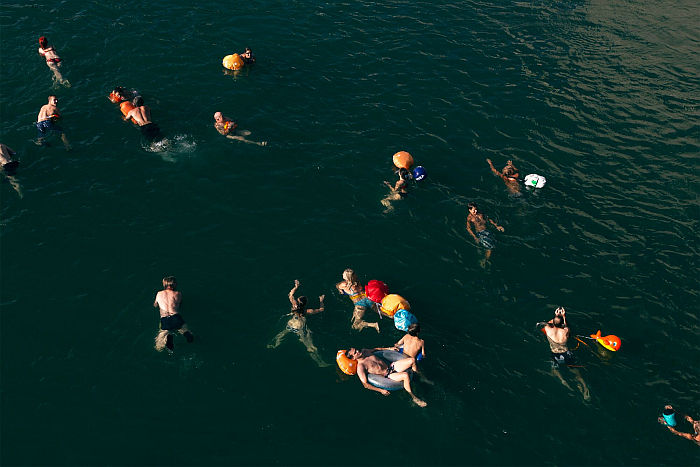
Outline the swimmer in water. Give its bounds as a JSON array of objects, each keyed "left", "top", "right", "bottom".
[
  {"left": 213, "top": 111, "right": 267, "bottom": 146},
  {"left": 336, "top": 268, "right": 380, "bottom": 333},
  {"left": 239, "top": 47, "right": 256, "bottom": 64},
  {"left": 36, "top": 95, "right": 71, "bottom": 150},
  {"left": 538, "top": 307, "right": 590, "bottom": 401},
  {"left": 465, "top": 202, "right": 504, "bottom": 266},
  {"left": 125, "top": 96, "right": 165, "bottom": 143},
  {"left": 346, "top": 347, "right": 427, "bottom": 407},
  {"left": 153, "top": 276, "right": 194, "bottom": 353},
  {"left": 487, "top": 158, "right": 520, "bottom": 194},
  {"left": 38, "top": 36, "right": 69, "bottom": 86},
  {"left": 392, "top": 323, "right": 425, "bottom": 373},
  {"left": 381, "top": 168, "right": 411, "bottom": 213},
  {"left": 658, "top": 405, "right": 700, "bottom": 446},
  {"left": 0, "top": 143, "right": 23, "bottom": 198},
  {"left": 268, "top": 280, "right": 329, "bottom": 367}
]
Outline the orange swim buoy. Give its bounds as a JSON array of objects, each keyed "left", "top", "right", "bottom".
[
  {"left": 119, "top": 101, "right": 135, "bottom": 117},
  {"left": 590, "top": 330, "right": 621, "bottom": 351},
  {"left": 380, "top": 294, "right": 410, "bottom": 318},
  {"left": 108, "top": 91, "right": 122, "bottom": 104},
  {"left": 222, "top": 53, "right": 245, "bottom": 71},
  {"left": 336, "top": 350, "right": 357, "bottom": 375},
  {"left": 393, "top": 151, "right": 414, "bottom": 170}
]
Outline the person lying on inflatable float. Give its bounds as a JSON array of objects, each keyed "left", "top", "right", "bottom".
[
  {"left": 108, "top": 87, "right": 141, "bottom": 122},
  {"left": 344, "top": 347, "right": 427, "bottom": 407}
]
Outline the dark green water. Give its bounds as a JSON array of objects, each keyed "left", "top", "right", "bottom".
[{"left": 1, "top": 1, "right": 698, "bottom": 465}]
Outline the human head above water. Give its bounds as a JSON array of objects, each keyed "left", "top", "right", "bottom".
[
  {"left": 39, "top": 36, "right": 48, "bottom": 48},
  {"left": 467, "top": 202, "right": 480, "bottom": 215},
  {"left": 295, "top": 295, "right": 308, "bottom": 312},
  {"left": 133, "top": 96, "right": 144, "bottom": 107},
  {"left": 399, "top": 168, "right": 411, "bottom": 181},
  {"left": 407, "top": 323, "right": 421, "bottom": 336},
  {"left": 162, "top": 276, "right": 177, "bottom": 290},
  {"left": 213, "top": 112, "right": 223, "bottom": 122},
  {"left": 342, "top": 268, "right": 358, "bottom": 285},
  {"left": 346, "top": 348, "right": 361, "bottom": 359}
]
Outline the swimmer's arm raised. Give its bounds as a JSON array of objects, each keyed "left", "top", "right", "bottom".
[{"left": 288, "top": 280, "right": 300, "bottom": 306}]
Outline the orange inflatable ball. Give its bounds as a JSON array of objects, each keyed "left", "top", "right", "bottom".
[
  {"left": 393, "top": 151, "right": 414, "bottom": 170},
  {"left": 223, "top": 53, "right": 245, "bottom": 71}
]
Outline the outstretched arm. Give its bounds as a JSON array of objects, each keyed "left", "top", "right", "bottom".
[
  {"left": 357, "top": 364, "right": 389, "bottom": 395},
  {"left": 488, "top": 217, "right": 505, "bottom": 232},
  {"left": 307, "top": 295, "right": 325, "bottom": 314},
  {"left": 288, "top": 280, "right": 300, "bottom": 306}
]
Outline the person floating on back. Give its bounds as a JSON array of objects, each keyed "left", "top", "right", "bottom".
[
  {"left": 153, "top": 276, "right": 194, "bottom": 353},
  {"left": 345, "top": 347, "right": 427, "bottom": 407},
  {"left": 213, "top": 111, "right": 267, "bottom": 146},
  {"left": 38, "top": 36, "right": 70, "bottom": 86},
  {"left": 36, "top": 95, "right": 71, "bottom": 150},
  {"left": 465, "top": 202, "right": 504, "bottom": 266},
  {"left": 336, "top": 268, "right": 380, "bottom": 333}
]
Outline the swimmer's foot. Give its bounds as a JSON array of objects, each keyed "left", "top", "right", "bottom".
[
  {"left": 412, "top": 396, "right": 427, "bottom": 408},
  {"left": 579, "top": 384, "right": 591, "bottom": 401},
  {"left": 260, "top": 141, "right": 268, "bottom": 146}
]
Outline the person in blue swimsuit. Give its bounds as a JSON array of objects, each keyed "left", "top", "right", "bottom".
[
  {"left": 465, "top": 202, "right": 504, "bottom": 266},
  {"left": 268, "top": 280, "right": 328, "bottom": 367},
  {"left": 336, "top": 268, "right": 380, "bottom": 333}
]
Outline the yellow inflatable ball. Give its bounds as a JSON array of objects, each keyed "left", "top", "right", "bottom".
[
  {"left": 223, "top": 53, "right": 245, "bottom": 71},
  {"left": 380, "top": 294, "right": 410, "bottom": 318},
  {"left": 393, "top": 151, "right": 414, "bottom": 170}
]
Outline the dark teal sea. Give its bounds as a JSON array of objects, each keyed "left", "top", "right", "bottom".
[{"left": 1, "top": 1, "right": 698, "bottom": 465}]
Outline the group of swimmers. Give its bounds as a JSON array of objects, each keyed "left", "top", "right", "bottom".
[{"left": 7, "top": 35, "right": 697, "bottom": 443}]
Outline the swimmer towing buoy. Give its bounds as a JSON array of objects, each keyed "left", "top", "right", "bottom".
[{"left": 392, "top": 151, "right": 427, "bottom": 182}]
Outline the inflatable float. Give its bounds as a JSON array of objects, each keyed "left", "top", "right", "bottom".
[
  {"left": 222, "top": 53, "right": 245, "bottom": 71},
  {"left": 366, "top": 349, "right": 412, "bottom": 391},
  {"left": 590, "top": 330, "right": 621, "bottom": 351}
]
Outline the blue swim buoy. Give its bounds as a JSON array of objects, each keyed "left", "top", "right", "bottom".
[
  {"left": 394, "top": 309, "right": 417, "bottom": 331},
  {"left": 412, "top": 166, "right": 426, "bottom": 181},
  {"left": 662, "top": 408, "right": 677, "bottom": 427}
]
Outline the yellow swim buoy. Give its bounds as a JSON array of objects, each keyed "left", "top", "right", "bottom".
[
  {"left": 393, "top": 151, "right": 414, "bottom": 170},
  {"left": 380, "top": 294, "right": 410, "bottom": 318},
  {"left": 223, "top": 53, "right": 245, "bottom": 71}
]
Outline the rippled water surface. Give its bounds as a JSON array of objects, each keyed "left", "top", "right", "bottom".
[{"left": 1, "top": 1, "right": 698, "bottom": 465}]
